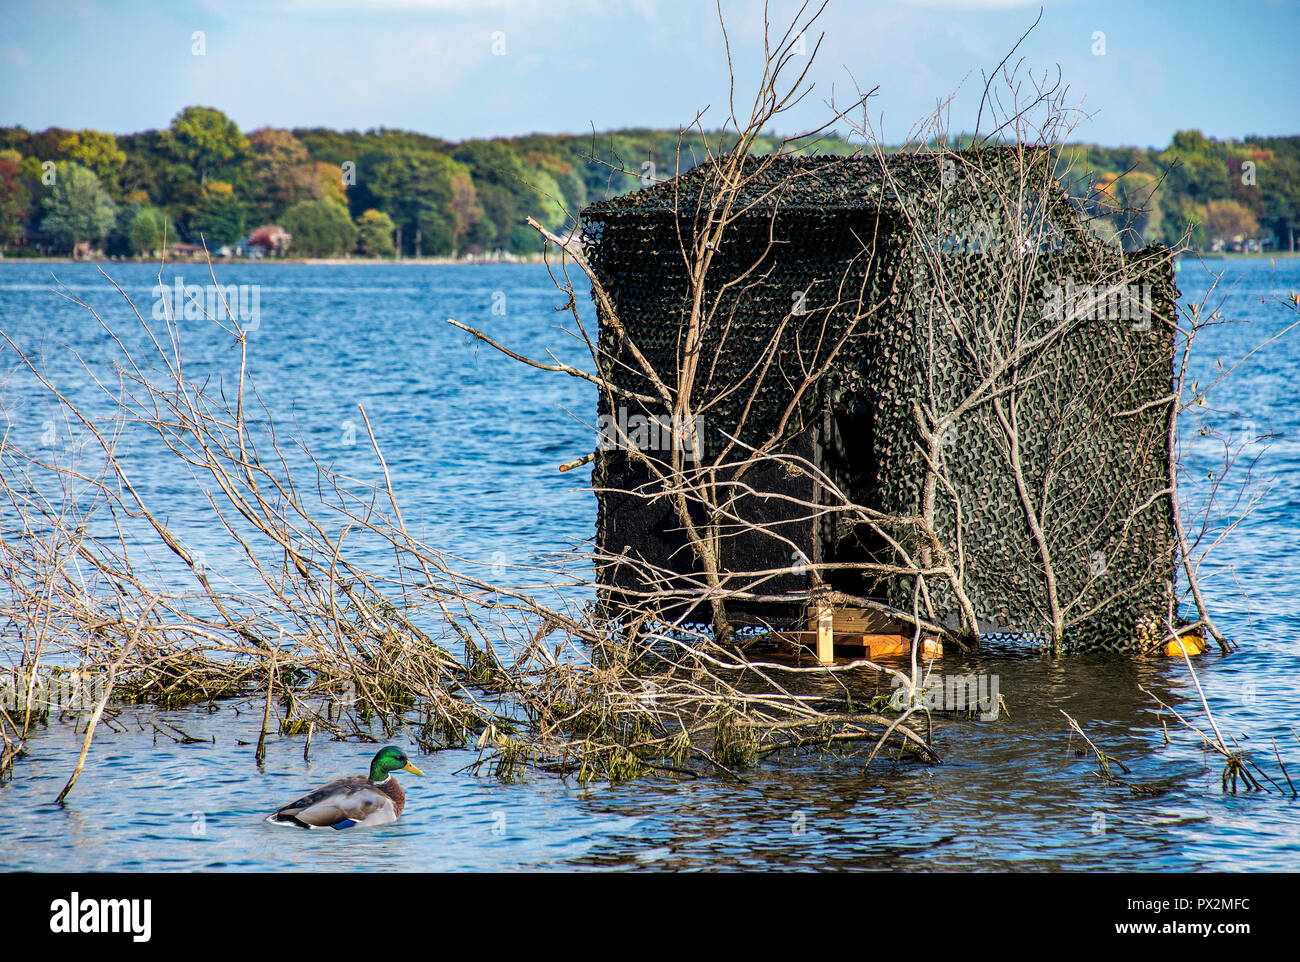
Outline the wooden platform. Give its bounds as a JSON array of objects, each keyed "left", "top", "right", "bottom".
[
  {"left": 767, "top": 603, "right": 1207, "bottom": 662},
  {"left": 751, "top": 603, "right": 946, "bottom": 665},
  {"left": 771, "top": 630, "right": 943, "bottom": 664}
]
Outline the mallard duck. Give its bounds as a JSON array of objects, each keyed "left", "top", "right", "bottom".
[{"left": 266, "top": 746, "right": 425, "bottom": 830}]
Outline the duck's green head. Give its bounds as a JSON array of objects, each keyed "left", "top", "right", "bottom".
[{"left": 369, "top": 746, "right": 424, "bottom": 781}]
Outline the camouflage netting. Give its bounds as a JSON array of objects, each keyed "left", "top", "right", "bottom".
[{"left": 581, "top": 148, "right": 1179, "bottom": 652}]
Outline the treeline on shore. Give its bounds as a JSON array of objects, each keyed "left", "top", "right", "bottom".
[{"left": 0, "top": 107, "right": 1296, "bottom": 259}]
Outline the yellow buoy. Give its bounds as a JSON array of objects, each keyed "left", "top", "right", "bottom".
[
  {"left": 1163, "top": 632, "right": 1207, "bottom": 657},
  {"left": 1135, "top": 616, "right": 1207, "bottom": 657}
]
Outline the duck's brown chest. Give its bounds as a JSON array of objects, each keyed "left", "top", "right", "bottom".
[{"left": 377, "top": 777, "right": 405, "bottom": 816}]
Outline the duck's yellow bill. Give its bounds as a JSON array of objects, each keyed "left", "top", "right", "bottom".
[{"left": 402, "top": 762, "right": 426, "bottom": 775}]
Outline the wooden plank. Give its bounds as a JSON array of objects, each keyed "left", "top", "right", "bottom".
[
  {"left": 841, "top": 635, "right": 942, "bottom": 659},
  {"left": 805, "top": 605, "right": 912, "bottom": 634}
]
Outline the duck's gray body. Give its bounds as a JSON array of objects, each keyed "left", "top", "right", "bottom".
[{"left": 266, "top": 774, "right": 406, "bottom": 830}]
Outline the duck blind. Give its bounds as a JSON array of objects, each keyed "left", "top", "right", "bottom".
[{"left": 581, "top": 148, "right": 1179, "bottom": 652}]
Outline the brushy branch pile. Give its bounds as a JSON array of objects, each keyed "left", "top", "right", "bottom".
[
  {"left": 0, "top": 3, "right": 954, "bottom": 797},
  {"left": 0, "top": 261, "right": 940, "bottom": 794}
]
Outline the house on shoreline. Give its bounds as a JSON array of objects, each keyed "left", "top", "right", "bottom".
[{"left": 233, "top": 224, "right": 292, "bottom": 258}]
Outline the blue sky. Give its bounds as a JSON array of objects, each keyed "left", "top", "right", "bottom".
[{"left": 2, "top": 0, "right": 1295, "bottom": 147}]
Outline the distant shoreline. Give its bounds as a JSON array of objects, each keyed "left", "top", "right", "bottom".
[{"left": 1, "top": 251, "right": 1294, "bottom": 266}]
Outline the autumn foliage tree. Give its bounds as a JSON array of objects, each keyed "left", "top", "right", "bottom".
[
  {"left": 54, "top": 130, "right": 126, "bottom": 195},
  {"left": 1206, "top": 198, "right": 1260, "bottom": 244},
  {"left": 243, "top": 128, "right": 321, "bottom": 224},
  {"left": 0, "top": 149, "right": 29, "bottom": 248}
]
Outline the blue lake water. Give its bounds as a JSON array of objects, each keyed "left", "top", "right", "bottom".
[{"left": 1, "top": 257, "right": 1298, "bottom": 871}]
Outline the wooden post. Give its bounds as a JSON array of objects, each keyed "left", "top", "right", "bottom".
[{"left": 815, "top": 601, "right": 834, "bottom": 666}]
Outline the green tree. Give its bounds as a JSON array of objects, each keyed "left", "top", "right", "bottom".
[
  {"left": 1251, "top": 139, "right": 1300, "bottom": 251},
  {"left": 369, "top": 152, "right": 464, "bottom": 256},
  {"left": 167, "top": 106, "right": 248, "bottom": 185},
  {"left": 1172, "top": 198, "right": 1210, "bottom": 249},
  {"left": 520, "top": 165, "right": 566, "bottom": 234},
  {"left": 39, "top": 162, "right": 117, "bottom": 254},
  {"left": 508, "top": 221, "right": 542, "bottom": 254},
  {"left": 451, "top": 140, "right": 528, "bottom": 249},
  {"left": 517, "top": 143, "right": 587, "bottom": 214},
  {"left": 280, "top": 199, "right": 356, "bottom": 256},
  {"left": 467, "top": 180, "right": 517, "bottom": 250},
  {"left": 355, "top": 208, "right": 395, "bottom": 256},
  {"left": 115, "top": 129, "right": 204, "bottom": 233},
  {"left": 128, "top": 205, "right": 169, "bottom": 255},
  {"left": 191, "top": 182, "right": 246, "bottom": 246},
  {"left": 1159, "top": 130, "right": 1231, "bottom": 203}
]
